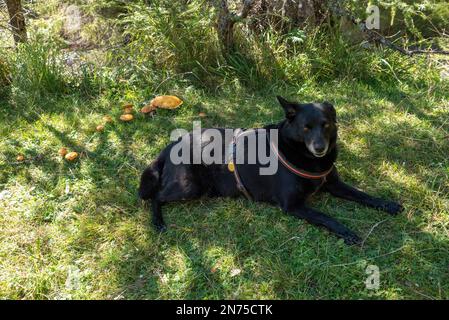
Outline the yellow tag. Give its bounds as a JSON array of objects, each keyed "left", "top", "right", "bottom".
[{"left": 228, "top": 162, "right": 235, "bottom": 172}]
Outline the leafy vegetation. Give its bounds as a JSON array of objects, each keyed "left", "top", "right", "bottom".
[{"left": 0, "top": 0, "right": 448, "bottom": 299}]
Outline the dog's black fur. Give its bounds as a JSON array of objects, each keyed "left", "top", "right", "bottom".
[{"left": 138, "top": 96, "right": 403, "bottom": 245}]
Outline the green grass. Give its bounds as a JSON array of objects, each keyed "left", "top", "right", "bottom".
[
  {"left": 1, "top": 0, "right": 449, "bottom": 300},
  {"left": 1, "top": 79, "right": 448, "bottom": 299}
]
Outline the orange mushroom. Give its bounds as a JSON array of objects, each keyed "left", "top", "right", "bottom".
[
  {"left": 58, "top": 148, "right": 68, "bottom": 157},
  {"left": 65, "top": 152, "right": 79, "bottom": 161},
  {"left": 150, "top": 95, "right": 183, "bottom": 110},
  {"left": 141, "top": 103, "right": 157, "bottom": 115},
  {"left": 103, "top": 115, "right": 113, "bottom": 123},
  {"left": 123, "top": 107, "right": 133, "bottom": 114},
  {"left": 120, "top": 114, "right": 134, "bottom": 122}
]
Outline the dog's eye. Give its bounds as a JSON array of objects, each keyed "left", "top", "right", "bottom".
[
  {"left": 323, "top": 122, "right": 330, "bottom": 129},
  {"left": 304, "top": 126, "right": 310, "bottom": 132}
]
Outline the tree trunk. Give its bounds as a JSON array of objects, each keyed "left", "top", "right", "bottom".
[
  {"left": 216, "top": 0, "right": 236, "bottom": 55},
  {"left": 214, "top": 0, "right": 254, "bottom": 57},
  {"left": 5, "top": 0, "right": 27, "bottom": 44},
  {"left": 250, "top": 0, "right": 325, "bottom": 31}
]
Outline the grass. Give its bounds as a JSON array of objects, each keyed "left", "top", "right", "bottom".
[
  {"left": 1, "top": 79, "right": 448, "bottom": 299},
  {"left": 0, "top": 0, "right": 449, "bottom": 300}
]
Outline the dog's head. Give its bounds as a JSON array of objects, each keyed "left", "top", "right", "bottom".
[{"left": 277, "top": 96, "right": 337, "bottom": 158}]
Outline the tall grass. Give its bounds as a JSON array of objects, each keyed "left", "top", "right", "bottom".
[
  {"left": 0, "top": 54, "right": 10, "bottom": 98},
  {"left": 1, "top": 0, "right": 443, "bottom": 103},
  {"left": 111, "top": 0, "right": 440, "bottom": 93},
  {"left": 11, "top": 41, "right": 67, "bottom": 99},
  {"left": 2, "top": 37, "right": 102, "bottom": 115},
  {"left": 119, "top": 0, "right": 221, "bottom": 90}
]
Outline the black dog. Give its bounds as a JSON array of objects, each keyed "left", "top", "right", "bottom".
[{"left": 138, "top": 96, "right": 403, "bottom": 245}]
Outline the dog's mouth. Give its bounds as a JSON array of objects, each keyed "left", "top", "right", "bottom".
[
  {"left": 313, "top": 152, "right": 326, "bottom": 158},
  {"left": 307, "top": 144, "right": 329, "bottom": 158},
  {"left": 312, "top": 151, "right": 327, "bottom": 158}
]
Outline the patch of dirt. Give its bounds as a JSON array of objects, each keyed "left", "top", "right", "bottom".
[{"left": 60, "top": 4, "right": 96, "bottom": 51}]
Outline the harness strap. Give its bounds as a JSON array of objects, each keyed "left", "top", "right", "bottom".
[
  {"left": 232, "top": 164, "right": 253, "bottom": 200},
  {"left": 231, "top": 130, "right": 253, "bottom": 200},
  {"left": 269, "top": 140, "right": 334, "bottom": 179}
]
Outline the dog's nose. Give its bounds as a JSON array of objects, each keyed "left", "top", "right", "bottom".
[{"left": 313, "top": 143, "right": 325, "bottom": 153}]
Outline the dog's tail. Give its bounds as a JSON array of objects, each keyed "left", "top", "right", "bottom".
[{"left": 138, "top": 156, "right": 164, "bottom": 200}]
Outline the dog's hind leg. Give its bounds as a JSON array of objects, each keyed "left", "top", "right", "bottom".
[
  {"left": 150, "top": 177, "right": 202, "bottom": 232},
  {"left": 138, "top": 160, "right": 163, "bottom": 200},
  {"left": 151, "top": 198, "right": 166, "bottom": 232}
]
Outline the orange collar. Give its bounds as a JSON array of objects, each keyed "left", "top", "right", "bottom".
[{"left": 270, "top": 141, "right": 334, "bottom": 179}]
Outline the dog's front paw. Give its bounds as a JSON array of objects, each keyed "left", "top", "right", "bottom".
[
  {"left": 153, "top": 220, "right": 167, "bottom": 233},
  {"left": 382, "top": 201, "right": 404, "bottom": 215},
  {"left": 340, "top": 230, "right": 362, "bottom": 246}
]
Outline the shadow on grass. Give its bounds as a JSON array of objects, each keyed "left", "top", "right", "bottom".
[
  {"left": 100, "top": 85, "right": 448, "bottom": 298},
  {"left": 2, "top": 79, "right": 448, "bottom": 299},
  {"left": 103, "top": 87, "right": 448, "bottom": 299}
]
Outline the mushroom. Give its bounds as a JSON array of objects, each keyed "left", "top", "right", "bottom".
[
  {"left": 123, "top": 108, "right": 133, "bottom": 114},
  {"left": 123, "top": 104, "right": 134, "bottom": 114},
  {"left": 120, "top": 114, "right": 134, "bottom": 122},
  {"left": 150, "top": 95, "right": 183, "bottom": 110},
  {"left": 96, "top": 125, "right": 105, "bottom": 132},
  {"left": 140, "top": 103, "right": 157, "bottom": 115},
  {"left": 103, "top": 115, "right": 113, "bottom": 123},
  {"left": 16, "top": 155, "right": 25, "bottom": 162},
  {"left": 58, "top": 148, "right": 68, "bottom": 157},
  {"left": 65, "top": 152, "right": 79, "bottom": 161}
]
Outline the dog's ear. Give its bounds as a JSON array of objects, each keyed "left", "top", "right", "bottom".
[
  {"left": 277, "top": 96, "right": 297, "bottom": 120},
  {"left": 323, "top": 101, "right": 337, "bottom": 123}
]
